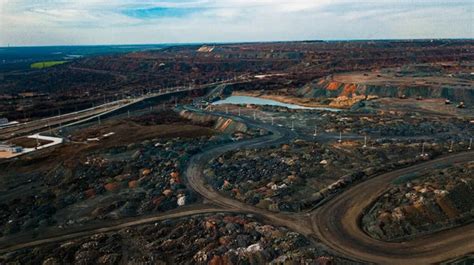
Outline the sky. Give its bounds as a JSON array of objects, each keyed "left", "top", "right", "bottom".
[{"left": 0, "top": 0, "right": 472, "bottom": 46}]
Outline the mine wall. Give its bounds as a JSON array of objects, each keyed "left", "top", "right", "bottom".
[
  {"left": 178, "top": 110, "right": 249, "bottom": 134},
  {"left": 298, "top": 79, "right": 474, "bottom": 105}
]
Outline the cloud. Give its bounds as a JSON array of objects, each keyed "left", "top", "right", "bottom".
[{"left": 0, "top": 0, "right": 472, "bottom": 46}]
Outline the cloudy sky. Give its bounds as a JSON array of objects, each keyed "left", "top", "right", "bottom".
[{"left": 0, "top": 0, "right": 472, "bottom": 46}]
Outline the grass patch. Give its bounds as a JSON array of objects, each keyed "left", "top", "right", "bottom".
[{"left": 31, "top": 61, "right": 67, "bottom": 69}]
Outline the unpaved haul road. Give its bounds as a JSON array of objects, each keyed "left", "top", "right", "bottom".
[
  {"left": 0, "top": 205, "right": 232, "bottom": 254},
  {"left": 184, "top": 111, "right": 315, "bottom": 237},
  {"left": 1, "top": 107, "right": 473, "bottom": 265},
  {"left": 311, "top": 151, "right": 474, "bottom": 265},
  {"left": 184, "top": 109, "right": 474, "bottom": 264}
]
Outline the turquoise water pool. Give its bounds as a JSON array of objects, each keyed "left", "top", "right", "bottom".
[{"left": 212, "top": 96, "right": 340, "bottom": 112}]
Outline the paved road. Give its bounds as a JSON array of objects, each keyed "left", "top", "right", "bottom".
[
  {"left": 0, "top": 101, "right": 127, "bottom": 140},
  {"left": 0, "top": 77, "right": 247, "bottom": 141}
]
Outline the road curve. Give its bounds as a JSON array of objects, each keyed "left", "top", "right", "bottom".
[
  {"left": 311, "top": 151, "right": 474, "bottom": 264},
  {"left": 184, "top": 110, "right": 315, "bottom": 237},
  {"left": 184, "top": 108, "right": 474, "bottom": 263},
  {"left": 2, "top": 106, "right": 473, "bottom": 264}
]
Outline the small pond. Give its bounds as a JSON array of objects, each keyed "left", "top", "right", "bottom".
[{"left": 212, "top": 96, "right": 340, "bottom": 112}]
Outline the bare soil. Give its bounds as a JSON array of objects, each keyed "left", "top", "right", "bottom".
[{"left": 8, "top": 137, "right": 52, "bottom": 148}]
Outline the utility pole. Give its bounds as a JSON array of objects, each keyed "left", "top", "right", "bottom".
[
  {"left": 58, "top": 107, "right": 62, "bottom": 129},
  {"left": 421, "top": 142, "right": 426, "bottom": 157},
  {"left": 363, "top": 135, "right": 367, "bottom": 148},
  {"left": 253, "top": 110, "right": 256, "bottom": 120},
  {"left": 468, "top": 138, "right": 472, "bottom": 150},
  {"left": 238, "top": 107, "right": 241, "bottom": 116},
  {"left": 449, "top": 140, "right": 454, "bottom": 153},
  {"left": 271, "top": 117, "right": 274, "bottom": 126},
  {"left": 338, "top": 131, "right": 342, "bottom": 143},
  {"left": 313, "top": 125, "right": 317, "bottom": 137}
]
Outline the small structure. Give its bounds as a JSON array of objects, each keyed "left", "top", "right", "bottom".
[{"left": 0, "top": 144, "right": 23, "bottom": 153}]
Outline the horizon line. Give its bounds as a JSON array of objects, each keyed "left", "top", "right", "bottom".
[{"left": 1, "top": 37, "right": 474, "bottom": 49}]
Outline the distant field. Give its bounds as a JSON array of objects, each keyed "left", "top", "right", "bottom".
[{"left": 30, "top": 61, "right": 67, "bottom": 69}]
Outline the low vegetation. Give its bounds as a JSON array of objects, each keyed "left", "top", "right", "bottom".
[{"left": 30, "top": 61, "right": 67, "bottom": 69}]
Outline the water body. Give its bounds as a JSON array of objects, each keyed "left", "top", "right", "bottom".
[{"left": 213, "top": 96, "right": 340, "bottom": 112}]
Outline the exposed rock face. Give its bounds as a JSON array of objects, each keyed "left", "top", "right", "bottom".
[
  {"left": 179, "top": 110, "right": 249, "bottom": 134},
  {"left": 298, "top": 73, "right": 474, "bottom": 106}
]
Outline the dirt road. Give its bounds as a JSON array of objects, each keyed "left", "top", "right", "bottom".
[
  {"left": 311, "top": 151, "right": 474, "bottom": 264},
  {"left": 184, "top": 109, "right": 474, "bottom": 264},
  {"left": 1, "top": 106, "right": 473, "bottom": 264}
]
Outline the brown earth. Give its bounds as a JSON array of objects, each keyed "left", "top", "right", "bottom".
[{"left": 8, "top": 137, "right": 52, "bottom": 148}]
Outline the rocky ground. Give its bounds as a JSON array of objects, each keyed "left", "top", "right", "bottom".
[
  {"left": 245, "top": 103, "right": 473, "bottom": 141},
  {"left": 0, "top": 110, "right": 234, "bottom": 237},
  {"left": 317, "top": 108, "right": 472, "bottom": 139},
  {"left": 362, "top": 162, "right": 474, "bottom": 241},
  {"left": 213, "top": 98, "right": 473, "bottom": 145},
  {"left": 0, "top": 213, "right": 355, "bottom": 265},
  {"left": 205, "top": 139, "right": 446, "bottom": 212}
]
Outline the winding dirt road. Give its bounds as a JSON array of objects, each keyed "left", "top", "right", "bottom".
[
  {"left": 184, "top": 110, "right": 315, "bottom": 237},
  {"left": 311, "top": 151, "right": 474, "bottom": 264},
  {"left": 184, "top": 110, "right": 474, "bottom": 264},
  {"left": 1, "top": 107, "right": 473, "bottom": 264},
  {"left": 0, "top": 205, "right": 231, "bottom": 254}
]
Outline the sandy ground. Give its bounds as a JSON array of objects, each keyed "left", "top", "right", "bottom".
[{"left": 0, "top": 152, "right": 15, "bottom": 159}]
